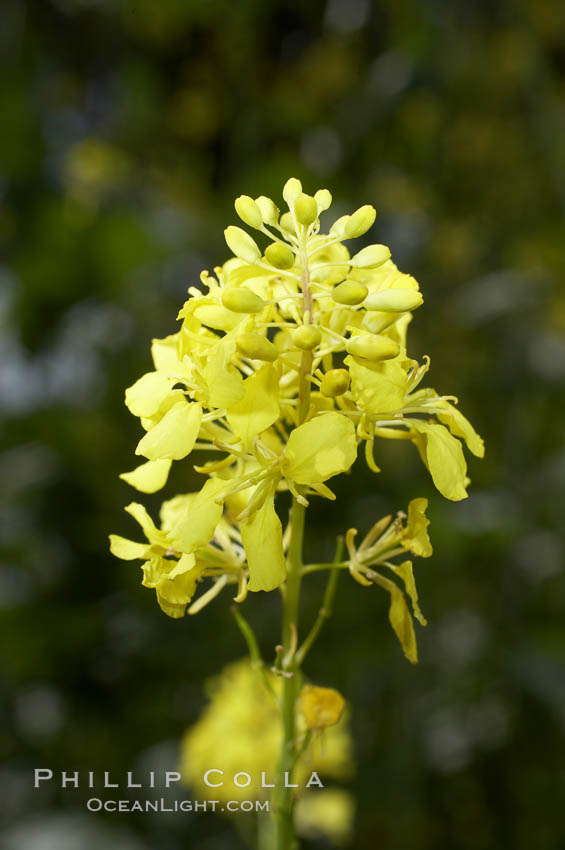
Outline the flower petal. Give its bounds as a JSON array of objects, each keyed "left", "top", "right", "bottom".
[
  {"left": 125, "top": 371, "right": 174, "bottom": 418},
  {"left": 151, "top": 333, "right": 181, "bottom": 371},
  {"left": 157, "top": 563, "right": 202, "bottom": 618},
  {"left": 436, "top": 399, "right": 485, "bottom": 458},
  {"left": 167, "top": 552, "right": 197, "bottom": 579},
  {"left": 170, "top": 478, "right": 226, "bottom": 554},
  {"left": 388, "top": 583, "right": 418, "bottom": 664},
  {"left": 410, "top": 421, "right": 468, "bottom": 501},
  {"left": 120, "top": 459, "right": 172, "bottom": 493},
  {"left": 283, "top": 412, "right": 357, "bottom": 485},
  {"left": 345, "top": 355, "right": 407, "bottom": 414},
  {"left": 203, "top": 333, "right": 244, "bottom": 409},
  {"left": 227, "top": 364, "right": 280, "bottom": 449},
  {"left": 109, "top": 535, "right": 151, "bottom": 560},
  {"left": 124, "top": 502, "right": 169, "bottom": 547},
  {"left": 136, "top": 401, "right": 202, "bottom": 461},
  {"left": 402, "top": 498, "right": 433, "bottom": 557},
  {"left": 241, "top": 496, "right": 286, "bottom": 592},
  {"left": 387, "top": 560, "right": 427, "bottom": 626}
]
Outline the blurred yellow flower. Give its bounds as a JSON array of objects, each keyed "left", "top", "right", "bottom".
[
  {"left": 299, "top": 685, "right": 345, "bottom": 730},
  {"left": 179, "top": 659, "right": 354, "bottom": 804},
  {"left": 295, "top": 789, "right": 355, "bottom": 846}
]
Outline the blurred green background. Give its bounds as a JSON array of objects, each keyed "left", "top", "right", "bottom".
[{"left": 2, "top": 0, "right": 565, "bottom": 848}]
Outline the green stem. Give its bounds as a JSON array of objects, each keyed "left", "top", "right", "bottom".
[
  {"left": 258, "top": 804, "right": 276, "bottom": 850},
  {"left": 231, "top": 606, "right": 278, "bottom": 702},
  {"left": 274, "top": 227, "right": 312, "bottom": 850},
  {"left": 301, "top": 561, "right": 349, "bottom": 575},
  {"left": 295, "top": 537, "right": 344, "bottom": 667},
  {"left": 275, "top": 498, "right": 305, "bottom": 850}
]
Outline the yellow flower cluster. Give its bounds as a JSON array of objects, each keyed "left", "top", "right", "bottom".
[{"left": 110, "top": 178, "right": 483, "bottom": 631}]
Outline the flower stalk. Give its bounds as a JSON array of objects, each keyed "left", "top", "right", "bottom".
[
  {"left": 110, "top": 177, "right": 485, "bottom": 848},
  {"left": 276, "top": 497, "right": 305, "bottom": 850}
]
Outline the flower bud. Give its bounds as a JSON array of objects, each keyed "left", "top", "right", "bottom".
[
  {"left": 279, "top": 212, "right": 296, "bottom": 235},
  {"left": 283, "top": 177, "right": 302, "bottom": 203},
  {"left": 364, "top": 289, "right": 423, "bottom": 312},
  {"left": 329, "top": 215, "right": 350, "bottom": 238},
  {"left": 320, "top": 368, "right": 350, "bottom": 397},
  {"left": 346, "top": 333, "right": 400, "bottom": 361},
  {"left": 255, "top": 195, "right": 279, "bottom": 226},
  {"left": 332, "top": 280, "right": 368, "bottom": 305},
  {"left": 234, "top": 195, "right": 263, "bottom": 229},
  {"left": 222, "top": 287, "right": 265, "bottom": 314},
  {"left": 299, "top": 685, "right": 345, "bottom": 729},
  {"left": 350, "top": 244, "right": 391, "bottom": 268},
  {"left": 344, "top": 204, "right": 376, "bottom": 238},
  {"left": 293, "top": 324, "right": 322, "bottom": 350},
  {"left": 224, "top": 226, "right": 261, "bottom": 264},
  {"left": 294, "top": 193, "right": 318, "bottom": 226},
  {"left": 236, "top": 333, "right": 278, "bottom": 362},
  {"left": 265, "top": 242, "right": 295, "bottom": 270},
  {"left": 314, "top": 188, "right": 332, "bottom": 212}
]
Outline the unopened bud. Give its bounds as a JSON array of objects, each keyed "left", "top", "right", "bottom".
[
  {"left": 293, "top": 325, "right": 322, "bottom": 350},
  {"left": 235, "top": 195, "right": 263, "bottom": 229},
  {"left": 346, "top": 333, "right": 399, "bottom": 361},
  {"left": 236, "top": 333, "right": 278, "bottom": 362},
  {"left": 222, "top": 287, "right": 265, "bottom": 314},
  {"left": 364, "top": 289, "right": 423, "bottom": 312},
  {"left": 282, "top": 177, "right": 302, "bottom": 204},
  {"left": 350, "top": 244, "right": 390, "bottom": 269},
  {"left": 314, "top": 189, "right": 332, "bottom": 212},
  {"left": 265, "top": 243, "right": 295, "bottom": 270},
  {"left": 279, "top": 212, "right": 296, "bottom": 235},
  {"left": 320, "top": 368, "right": 350, "bottom": 397},
  {"left": 344, "top": 204, "right": 376, "bottom": 238},
  {"left": 329, "top": 215, "right": 350, "bottom": 238},
  {"left": 255, "top": 195, "right": 279, "bottom": 226},
  {"left": 294, "top": 193, "right": 318, "bottom": 226},
  {"left": 332, "top": 280, "right": 368, "bottom": 305},
  {"left": 299, "top": 685, "right": 345, "bottom": 729},
  {"left": 224, "top": 226, "right": 261, "bottom": 264}
]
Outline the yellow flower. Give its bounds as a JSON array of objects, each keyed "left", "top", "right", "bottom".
[
  {"left": 299, "top": 685, "right": 346, "bottom": 730},
  {"left": 109, "top": 499, "right": 248, "bottom": 618},
  {"left": 112, "top": 177, "right": 484, "bottom": 626}
]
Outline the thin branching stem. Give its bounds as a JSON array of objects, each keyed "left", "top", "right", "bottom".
[{"left": 295, "top": 537, "right": 344, "bottom": 666}]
